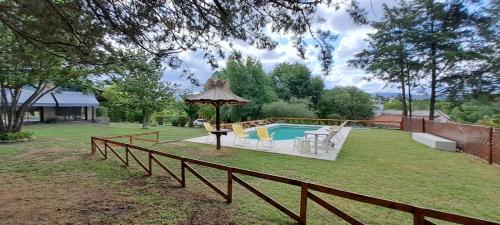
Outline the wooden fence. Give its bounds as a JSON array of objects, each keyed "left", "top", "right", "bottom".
[{"left": 90, "top": 132, "right": 499, "bottom": 225}]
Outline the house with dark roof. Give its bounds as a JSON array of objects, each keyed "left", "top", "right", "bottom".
[{"left": 5, "top": 86, "right": 99, "bottom": 123}]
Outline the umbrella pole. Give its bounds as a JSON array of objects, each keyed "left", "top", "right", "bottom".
[{"left": 215, "top": 104, "right": 221, "bottom": 149}]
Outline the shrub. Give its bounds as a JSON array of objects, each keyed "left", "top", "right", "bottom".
[
  {"left": 96, "top": 106, "right": 109, "bottom": 117},
  {"left": 166, "top": 115, "right": 173, "bottom": 124},
  {"left": 170, "top": 116, "right": 179, "bottom": 126},
  {"left": 177, "top": 115, "right": 188, "bottom": 127},
  {"left": 0, "top": 131, "right": 34, "bottom": 141},
  {"left": 156, "top": 114, "right": 166, "bottom": 125},
  {"left": 262, "top": 100, "right": 316, "bottom": 118},
  {"left": 317, "top": 86, "right": 373, "bottom": 119},
  {"left": 149, "top": 115, "right": 158, "bottom": 127},
  {"left": 478, "top": 114, "right": 500, "bottom": 128}
]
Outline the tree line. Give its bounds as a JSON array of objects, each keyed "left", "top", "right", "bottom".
[
  {"left": 99, "top": 51, "right": 375, "bottom": 126},
  {"left": 349, "top": 0, "right": 499, "bottom": 120},
  {"left": 195, "top": 52, "right": 374, "bottom": 123}
]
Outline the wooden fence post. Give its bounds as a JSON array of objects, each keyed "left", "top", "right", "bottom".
[
  {"left": 227, "top": 169, "right": 233, "bottom": 203},
  {"left": 489, "top": 127, "right": 493, "bottom": 164},
  {"left": 422, "top": 118, "right": 426, "bottom": 133},
  {"left": 129, "top": 136, "right": 133, "bottom": 144},
  {"left": 103, "top": 140, "right": 108, "bottom": 159},
  {"left": 91, "top": 137, "right": 95, "bottom": 155},
  {"left": 299, "top": 183, "right": 308, "bottom": 225},
  {"left": 125, "top": 147, "right": 129, "bottom": 167},
  {"left": 400, "top": 117, "right": 404, "bottom": 130},
  {"left": 148, "top": 152, "right": 153, "bottom": 176},
  {"left": 413, "top": 208, "right": 424, "bottom": 225},
  {"left": 181, "top": 158, "right": 186, "bottom": 188},
  {"left": 156, "top": 132, "right": 160, "bottom": 143}
]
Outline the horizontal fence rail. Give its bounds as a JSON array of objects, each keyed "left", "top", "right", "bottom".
[
  {"left": 90, "top": 132, "right": 499, "bottom": 225},
  {"left": 99, "top": 131, "right": 160, "bottom": 144}
]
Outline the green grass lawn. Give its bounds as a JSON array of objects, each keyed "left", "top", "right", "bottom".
[{"left": 1, "top": 123, "right": 499, "bottom": 225}]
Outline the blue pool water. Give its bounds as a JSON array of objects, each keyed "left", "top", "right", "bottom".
[{"left": 248, "top": 125, "right": 322, "bottom": 140}]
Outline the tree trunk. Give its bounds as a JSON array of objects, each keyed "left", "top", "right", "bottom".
[
  {"left": 400, "top": 75, "right": 407, "bottom": 117},
  {"left": 1, "top": 104, "right": 28, "bottom": 134},
  {"left": 142, "top": 111, "right": 149, "bottom": 129},
  {"left": 0, "top": 81, "right": 53, "bottom": 135},
  {"left": 407, "top": 76, "right": 413, "bottom": 118},
  {"left": 429, "top": 44, "right": 437, "bottom": 120}
]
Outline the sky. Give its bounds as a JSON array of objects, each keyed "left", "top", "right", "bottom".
[{"left": 161, "top": 0, "right": 401, "bottom": 93}]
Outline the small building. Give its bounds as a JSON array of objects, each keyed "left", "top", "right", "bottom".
[{"left": 5, "top": 86, "right": 99, "bottom": 123}]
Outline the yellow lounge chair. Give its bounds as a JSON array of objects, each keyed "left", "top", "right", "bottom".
[
  {"left": 232, "top": 123, "right": 248, "bottom": 145},
  {"left": 203, "top": 122, "right": 215, "bottom": 142},
  {"left": 256, "top": 126, "right": 274, "bottom": 149}
]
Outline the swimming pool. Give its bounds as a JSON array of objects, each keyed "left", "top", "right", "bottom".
[{"left": 248, "top": 125, "right": 322, "bottom": 140}]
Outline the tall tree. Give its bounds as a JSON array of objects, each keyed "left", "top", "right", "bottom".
[
  {"left": 118, "top": 53, "right": 175, "bottom": 129},
  {"left": 411, "top": 0, "right": 484, "bottom": 119},
  {"left": 349, "top": 1, "right": 420, "bottom": 117},
  {"left": 351, "top": 0, "right": 493, "bottom": 120},
  {"left": 452, "top": 0, "right": 500, "bottom": 99},
  {"left": 269, "top": 63, "right": 325, "bottom": 107},
  {"left": 215, "top": 53, "right": 276, "bottom": 121}
]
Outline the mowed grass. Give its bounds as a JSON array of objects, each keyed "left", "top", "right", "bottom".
[{"left": 1, "top": 123, "right": 500, "bottom": 224}]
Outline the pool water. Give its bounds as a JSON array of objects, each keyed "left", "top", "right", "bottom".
[{"left": 248, "top": 125, "right": 322, "bottom": 140}]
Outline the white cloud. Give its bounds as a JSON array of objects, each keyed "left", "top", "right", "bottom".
[{"left": 163, "top": 0, "right": 401, "bottom": 93}]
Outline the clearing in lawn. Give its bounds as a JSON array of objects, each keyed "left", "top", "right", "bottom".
[{"left": 1, "top": 123, "right": 499, "bottom": 225}]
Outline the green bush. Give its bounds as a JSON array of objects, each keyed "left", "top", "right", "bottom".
[
  {"left": 166, "top": 115, "right": 173, "bottom": 124},
  {"left": 0, "top": 131, "right": 34, "bottom": 141},
  {"left": 478, "top": 114, "right": 500, "bottom": 128},
  {"left": 156, "top": 114, "right": 166, "bottom": 125},
  {"left": 149, "top": 115, "right": 158, "bottom": 127},
  {"left": 170, "top": 116, "right": 179, "bottom": 126},
  {"left": 262, "top": 100, "right": 316, "bottom": 118},
  {"left": 317, "top": 86, "right": 373, "bottom": 119},
  {"left": 177, "top": 115, "right": 188, "bottom": 127},
  {"left": 96, "top": 106, "right": 109, "bottom": 117},
  {"left": 449, "top": 99, "right": 500, "bottom": 124}
]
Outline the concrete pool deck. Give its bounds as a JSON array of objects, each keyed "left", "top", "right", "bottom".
[{"left": 184, "top": 123, "right": 351, "bottom": 161}]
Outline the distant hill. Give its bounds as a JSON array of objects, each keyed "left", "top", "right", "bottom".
[{"left": 369, "top": 92, "right": 446, "bottom": 101}]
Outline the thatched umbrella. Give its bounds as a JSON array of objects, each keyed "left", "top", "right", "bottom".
[{"left": 186, "top": 78, "right": 249, "bottom": 149}]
